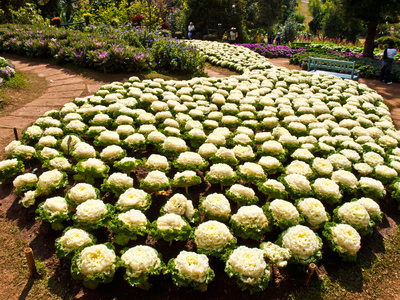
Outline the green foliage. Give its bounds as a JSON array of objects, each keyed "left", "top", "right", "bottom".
[
  {"left": 281, "top": 14, "right": 298, "bottom": 44},
  {"left": 0, "top": 24, "right": 205, "bottom": 75},
  {"left": 8, "top": 3, "right": 45, "bottom": 25},
  {"left": 377, "top": 36, "right": 400, "bottom": 49}
]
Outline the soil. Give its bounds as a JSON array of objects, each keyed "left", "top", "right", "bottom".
[{"left": 0, "top": 55, "right": 400, "bottom": 300}]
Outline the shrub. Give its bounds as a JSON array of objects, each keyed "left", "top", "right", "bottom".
[{"left": 377, "top": 36, "right": 400, "bottom": 50}]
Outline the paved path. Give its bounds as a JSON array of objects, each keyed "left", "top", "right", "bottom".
[{"left": 0, "top": 57, "right": 104, "bottom": 152}]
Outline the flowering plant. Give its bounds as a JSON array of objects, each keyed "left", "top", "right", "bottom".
[
  {"left": 276, "top": 225, "right": 323, "bottom": 265},
  {"left": 55, "top": 227, "right": 96, "bottom": 259},
  {"left": 101, "top": 172, "right": 134, "bottom": 196},
  {"left": 225, "top": 184, "right": 259, "bottom": 207},
  {"left": 171, "top": 170, "right": 202, "bottom": 195},
  {"left": 116, "top": 188, "right": 152, "bottom": 212},
  {"left": 224, "top": 246, "right": 271, "bottom": 293},
  {"left": 36, "top": 196, "right": 71, "bottom": 230},
  {"left": 263, "top": 199, "right": 303, "bottom": 230},
  {"left": 166, "top": 251, "right": 215, "bottom": 291},
  {"left": 71, "top": 243, "right": 118, "bottom": 289},
  {"left": 323, "top": 223, "right": 361, "bottom": 261},
  {"left": 119, "top": 245, "right": 163, "bottom": 290},
  {"left": 72, "top": 199, "right": 114, "bottom": 230},
  {"left": 35, "top": 169, "right": 68, "bottom": 196},
  {"left": 13, "top": 173, "right": 37, "bottom": 195},
  {"left": 193, "top": 220, "right": 237, "bottom": 257},
  {"left": 109, "top": 209, "right": 150, "bottom": 245},
  {"left": 150, "top": 213, "right": 192, "bottom": 243},
  {"left": 230, "top": 205, "right": 271, "bottom": 240}
]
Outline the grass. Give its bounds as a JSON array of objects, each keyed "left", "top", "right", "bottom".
[
  {"left": 0, "top": 73, "right": 29, "bottom": 102},
  {"left": 291, "top": 225, "right": 400, "bottom": 299}
]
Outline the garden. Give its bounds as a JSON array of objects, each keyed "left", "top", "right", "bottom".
[{"left": 1, "top": 0, "right": 400, "bottom": 299}]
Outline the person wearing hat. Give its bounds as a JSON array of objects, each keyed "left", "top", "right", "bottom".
[
  {"left": 229, "top": 27, "right": 238, "bottom": 43},
  {"left": 188, "top": 22, "right": 195, "bottom": 39}
]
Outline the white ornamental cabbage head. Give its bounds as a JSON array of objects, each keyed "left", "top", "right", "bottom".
[
  {"left": 356, "top": 197, "right": 381, "bottom": 219},
  {"left": 121, "top": 245, "right": 161, "bottom": 278},
  {"left": 59, "top": 228, "right": 93, "bottom": 251},
  {"left": 207, "top": 163, "right": 235, "bottom": 179},
  {"left": 297, "top": 198, "right": 328, "bottom": 227},
  {"left": 37, "top": 169, "right": 64, "bottom": 190},
  {"left": 331, "top": 170, "right": 358, "bottom": 189},
  {"left": 174, "top": 251, "right": 211, "bottom": 283},
  {"left": 118, "top": 209, "right": 147, "bottom": 228},
  {"left": 77, "top": 244, "right": 116, "bottom": 276},
  {"left": 13, "top": 173, "right": 38, "bottom": 190},
  {"left": 194, "top": 220, "right": 233, "bottom": 250},
  {"left": 281, "top": 225, "right": 321, "bottom": 261},
  {"left": 202, "top": 192, "right": 230, "bottom": 217},
  {"left": 76, "top": 199, "right": 107, "bottom": 223},
  {"left": 107, "top": 172, "right": 133, "bottom": 188},
  {"left": 164, "top": 193, "right": 188, "bottom": 215},
  {"left": 313, "top": 178, "right": 342, "bottom": 199},
  {"left": 285, "top": 160, "right": 313, "bottom": 177},
  {"left": 117, "top": 188, "right": 150, "bottom": 209},
  {"left": 43, "top": 196, "right": 69, "bottom": 216},
  {"left": 284, "top": 174, "right": 311, "bottom": 193},
  {"left": 232, "top": 205, "right": 268, "bottom": 228},
  {"left": 226, "top": 246, "right": 267, "bottom": 281},
  {"left": 68, "top": 183, "right": 98, "bottom": 204},
  {"left": 331, "top": 224, "right": 361, "bottom": 256},
  {"left": 156, "top": 213, "right": 186, "bottom": 231},
  {"left": 269, "top": 199, "right": 299, "bottom": 222},
  {"left": 337, "top": 202, "right": 371, "bottom": 229},
  {"left": 162, "top": 137, "right": 187, "bottom": 152}
]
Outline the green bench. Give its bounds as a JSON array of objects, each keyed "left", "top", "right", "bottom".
[
  {"left": 292, "top": 42, "right": 311, "bottom": 48},
  {"left": 307, "top": 57, "right": 360, "bottom": 81},
  {"left": 60, "top": 21, "right": 85, "bottom": 29}
]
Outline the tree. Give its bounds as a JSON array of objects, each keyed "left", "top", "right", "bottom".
[
  {"left": 334, "top": 0, "right": 400, "bottom": 57},
  {"left": 185, "top": 0, "right": 246, "bottom": 41}
]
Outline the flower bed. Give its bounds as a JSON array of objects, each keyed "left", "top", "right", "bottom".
[
  {"left": 0, "top": 56, "right": 15, "bottom": 85},
  {"left": 235, "top": 43, "right": 306, "bottom": 58},
  {"left": 0, "top": 24, "right": 205, "bottom": 75},
  {"left": 0, "top": 40, "right": 398, "bottom": 293}
]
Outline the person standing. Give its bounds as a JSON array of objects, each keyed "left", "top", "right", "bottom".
[
  {"left": 275, "top": 33, "right": 281, "bottom": 45},
  {"left": 229, "top": 27, "right": 238, "bottom": 43},
  {"left": 379, "top": 40, "right": 397, "bottom": 84},
  {"left": 188, "top": 22, "right": 195, "bottom": 39}
]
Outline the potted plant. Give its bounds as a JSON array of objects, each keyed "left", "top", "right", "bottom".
[
  {"left": 83, "top": 13, "right": 91, "bottom": 26},
  {"left": 131, "top": 14, "right": 144, "bottom": 27},
  {"left": 52, "top": 17, "right": 61, "bottom": 27}
]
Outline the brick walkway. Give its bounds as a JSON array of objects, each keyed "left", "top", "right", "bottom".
[{"left": 0, "top": 57, "right": 104, "bottom": 152}]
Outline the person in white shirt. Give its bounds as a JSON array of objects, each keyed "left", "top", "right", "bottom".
[
  {"left": 188, "top": 22, "right": 195, "bottom": 39},
  {"left": 379, "top": 40, "right": 397, "bottom": 84}
]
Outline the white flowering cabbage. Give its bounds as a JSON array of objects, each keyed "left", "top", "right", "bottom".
[
  {"left": 194, "top": 220, "right": 236, "bottom": 257},
  {"left": 278, "top": 225, "right": 322, "bottom": 265},
  {"left": 71, "top": 243, "right": 117, "bottom": 289},
  {"left": 225, "top": 246, "right": 271, "bottom": 293},
  {"left": 167, "top": 251, "right": 215, "bottom": 291},
  {"left": 323, "top": 223, "right": 361, "bottom": 261}
]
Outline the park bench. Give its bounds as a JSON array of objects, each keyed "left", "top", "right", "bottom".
[
  {"left": 60, "top": 21, "right": 85, "bottom": 29},
  {"left": 292, "top": 42, "right": 311, "bottom": 48},
  {"left": 307, "top": 57, "right": 360, "bottom": 81}
]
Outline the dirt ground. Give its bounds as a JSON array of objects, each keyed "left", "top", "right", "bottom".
[{"left": 0, "top": 55, "right": 400, "bottom": 300}]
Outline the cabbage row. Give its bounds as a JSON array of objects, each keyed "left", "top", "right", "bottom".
[{"left": 0, "top": 40, "right": 399, "bottom": 293}]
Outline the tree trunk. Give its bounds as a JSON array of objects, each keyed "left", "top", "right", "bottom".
[{"left": 363, "top": 20, "right": 378, "bottom": 58}]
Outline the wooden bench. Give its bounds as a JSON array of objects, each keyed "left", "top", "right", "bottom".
[
  {"left": 292, "top": 42, "right": 311, "bottom": 48},
  {"left": 307, "top": 57, "right": 360, "bottom": 81}
]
